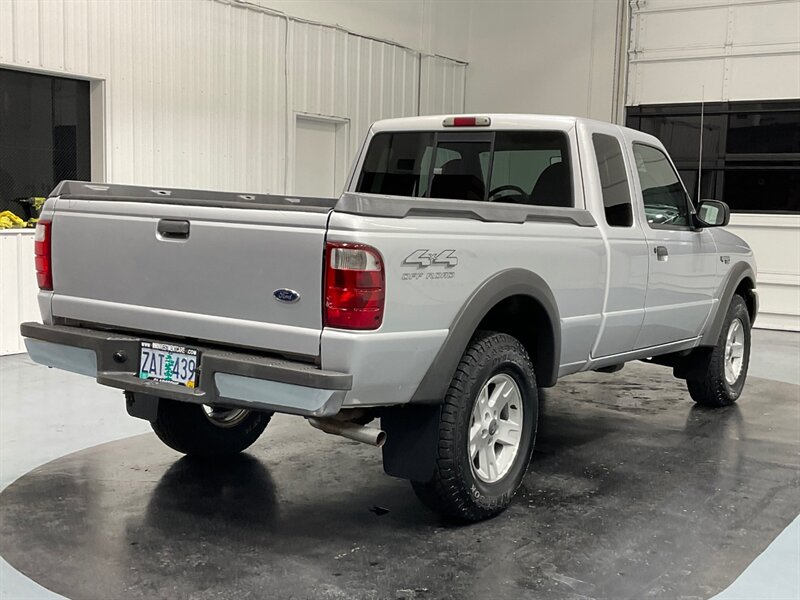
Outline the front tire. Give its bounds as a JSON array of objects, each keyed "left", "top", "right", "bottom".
[
  {"left": 411, "top": 331, "right": 538, "bottom": 522},
  {"left": 151, "top": 399, "right": 272, "bottom": 458},
  {"left": 687, "top": 295, "right": 751, "bottom": 407}
]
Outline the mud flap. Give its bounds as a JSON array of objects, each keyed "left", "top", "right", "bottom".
[{"left": 381, "top": 404, "right": 441, "bottom": 482}]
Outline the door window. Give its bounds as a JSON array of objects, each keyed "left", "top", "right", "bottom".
[
  {"left": 632, "top": 143, "right": 691, "bottom": 228},
  {"left": 592, "top": 134, "right": 632, "bottom": 227}
]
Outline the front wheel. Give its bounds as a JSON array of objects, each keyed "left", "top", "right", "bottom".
[
  {"left": 411, "top": 331, "right": 538, "bottom": 522},
  {"left": 687, "top": 294, "right": 751, "bottom": 407},
  {"left": 151, "top": 399, "right": 272, "bottom": 458}
]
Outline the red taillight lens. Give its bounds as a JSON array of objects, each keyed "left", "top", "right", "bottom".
[
  {"left": 34, "top": 220, "right": 52, "bottom": 290},
  {"left": 324, "top": 242, "right": 385, "bottom": 330},
  {"left": 442, "top": 115, "right": 491, "bottom": 127}
]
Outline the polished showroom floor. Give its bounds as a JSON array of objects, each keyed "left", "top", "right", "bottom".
[{"left": 1, "top": 330, "right": 798, "bottom": 600}]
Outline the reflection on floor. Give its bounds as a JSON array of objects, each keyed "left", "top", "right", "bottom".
[{"left": 1, "top": 331, "right": 799, "bottom": 600}]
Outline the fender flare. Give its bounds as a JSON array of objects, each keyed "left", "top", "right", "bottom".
[
  {"left": 700, "top": 262, "right": 756, "bottom": 346},
  {"left": 410, "top": 268, "right": 560, "bottom": 403}
]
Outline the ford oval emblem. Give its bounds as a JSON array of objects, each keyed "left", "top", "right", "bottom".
[{"left": 273, "top": 288, "right": 300, "bottom": 304}]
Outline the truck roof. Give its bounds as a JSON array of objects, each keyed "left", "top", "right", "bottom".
[
  {"left": 370, "top": 113, "right": 649, "bottom": 138},
  {"left": 370, "top": 113, "right": 664, "bottom": 149}
]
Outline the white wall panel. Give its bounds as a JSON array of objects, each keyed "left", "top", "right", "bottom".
[
  {"left": 253, "top": 0, "right": 471, "bottom": 61},
  {"left": 728, "top": 54, "right": 800, "bottom": 100},
  {"left": 0, "top": 232, "right": 39, "bottom": 356},
  {"left": 288, "top": 21, "right": 421, "bottom": 162},
  {"left": 628, "top": 0, "right": 800, "bottom": 104},
  {"left": 728, "top": 215, "right": 800, "bottom": 331},
  {"left": 464, "top": 0, "right": 620, "bottom": 121},
  {"left": 419, "top": 55, "right": 466, "bottom": 116}
]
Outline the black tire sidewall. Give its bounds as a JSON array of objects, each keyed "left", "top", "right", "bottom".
[
  {"left": 153, "top": 399, "right": 271, "bottom": 457},
  {"left": 452, "top": 335, "right": 538, "bottom": 509}
]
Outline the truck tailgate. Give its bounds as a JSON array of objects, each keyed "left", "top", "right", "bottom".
[{"left": 49, "top": 185, "right": 334, "bottom": 357}]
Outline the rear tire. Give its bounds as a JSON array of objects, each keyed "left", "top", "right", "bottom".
[
  {"left": 411, "top": 330, "right": 538, "bottom": 523},
  {"left": 687, "top": 295, "right": 751, "bottom": 407},
  {"left": 151, "top": 399, "right": 272, "bottom": 458}
]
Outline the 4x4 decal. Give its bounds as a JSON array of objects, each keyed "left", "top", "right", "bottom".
[
  {"left": 402, "top": 249, "right": 458, "bottom": 268},
  {"left": 401, "top": 249, "right": 458, "bottom": 280}
]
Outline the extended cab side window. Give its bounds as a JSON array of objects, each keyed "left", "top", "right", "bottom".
[
  {"left": 632, "top": 143, "right": 691, "bottom": 228},
  {"left": 592, "top": 133, "right": 633, "bottom": 227},
  {"left": 356, "top": 131, "right": 573, "bottom": 207},
  {"left": 483, "top": 132, "right": 572, "bottom": 207}
]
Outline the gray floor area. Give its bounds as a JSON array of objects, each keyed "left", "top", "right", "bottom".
[{"left": 0, "top": 329, "right": 798, "bottom": 599}]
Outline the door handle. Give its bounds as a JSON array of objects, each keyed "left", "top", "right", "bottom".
[
  {"left": 654, "top": 245, "right": 669, "bottom": 261},
  {"left": 157, "top": 219, "right": 190, "bottom": 240}
]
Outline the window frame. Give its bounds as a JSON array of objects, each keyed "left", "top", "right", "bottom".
[
  {"left": 632, "top": 141, "right": 696, "bottom": 232},
  {"left": 355, "top": 129, "right": 575, "bottom": 208}
]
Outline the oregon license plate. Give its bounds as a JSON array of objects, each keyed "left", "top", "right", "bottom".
[{"left": 139, "top": 342, "right": 199, "bottom": 388}]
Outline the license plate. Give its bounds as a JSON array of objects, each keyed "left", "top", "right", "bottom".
[{"left": 139, "top": 342, "right": 199, "bottom": 388}]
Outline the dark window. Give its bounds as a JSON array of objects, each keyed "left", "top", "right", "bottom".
[
  {"left": 428, "top": 139, "right": 491, "bottom": 202},
  {"left": 727, "top": 111, "right": 800, "bottom": 154},
  {"left": 356, "top": 132, "right": 435, "bottom": 197},
  {"left": 592, "top": 133, "right": 632, "bottom": 227},
  {"left": 356, "top": 130, "right": 573, "bottom": 207},
  {"left": 627, "top": 100, "right": 799, "bottom": 214},
  {"left": 632, "top": 143, "right": 691, "bottom": 228},
  {"left": 0, "top": 68, "right": 91, "bottom": 218},
  {"left": 724, "top": 169, "right": 800, "bottom": 212}
]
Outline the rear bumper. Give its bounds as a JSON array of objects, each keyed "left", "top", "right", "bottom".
[{"left": 20, "top": 322, "right": 351, "bottom": 417}]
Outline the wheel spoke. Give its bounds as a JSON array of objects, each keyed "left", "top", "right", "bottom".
[
  {"left": 479, "top": 385, "right": 489, "bottom": 405},
  {"left": 469, "top": 422, "right": 482, "bottom": 453},
  {"left": 488, "top": 379, "right": 506, "bottom": 408},
  {"left": 472, "top": 404, "right": 483, "bottom": 426},
  {"left": 477, "top": 446, "right": 490, "bottom": 478},
  {"left": 485, "top": 446, "right": 499, "bottom": 480},
  {"left": 495, "top": 420, "right": 521, "bottom": 446}
]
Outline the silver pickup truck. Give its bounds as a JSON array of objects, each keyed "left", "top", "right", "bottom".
[{"left": 22, "top": 114, "right": 757, "bottom": 522}]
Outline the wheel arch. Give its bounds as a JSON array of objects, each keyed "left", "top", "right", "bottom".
[
  {"left": 410, "top": 268, "right": 560, "bottom": 404},
  {"left": 700, "top": 262, "right": 757, "bottom": 347}
]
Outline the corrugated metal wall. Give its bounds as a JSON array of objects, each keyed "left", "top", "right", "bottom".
[
  {"left": 420, "top": 55, "right": 466, "bottom": 116},
  {"left": 0, "top": 0, "right": 467, "bottom": 355},
  {"left": 0, "top": 0, "right": 467, "bottom": 193}
]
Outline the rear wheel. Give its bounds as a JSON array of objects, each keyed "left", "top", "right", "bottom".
[
  {"left": 151, "top": 399, "right": 272, "bottom": 458},
  {"left": 687, "top": 295, "right": 751, "bottom": 407},
  {"left": 411, "top": 331, "right": 538, "bottom": 522}
]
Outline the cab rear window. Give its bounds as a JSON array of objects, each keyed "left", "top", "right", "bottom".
[{"left": 356, "top": 131, "right": 573, "bottom": 207}]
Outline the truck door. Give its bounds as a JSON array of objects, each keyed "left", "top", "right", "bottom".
[
  {"left": 582, "top": 125, "right": 649, "bottom": 358},
  {"left": 628, "top": 142, "right": 717, "bottom": 349}
]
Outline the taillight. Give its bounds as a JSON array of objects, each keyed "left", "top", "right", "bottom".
[
  {"left": 324, "top": 242, "right": 385, "bottom": 330},
  {"left": 34, "top": 220, "right": 52, "bottom": 290}
]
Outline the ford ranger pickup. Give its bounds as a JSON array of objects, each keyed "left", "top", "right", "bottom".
[{"left": 21, "top": 114, "right": 758, "bottom": 522}]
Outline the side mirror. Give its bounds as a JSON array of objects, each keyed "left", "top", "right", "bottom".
[{"left": 694, "top": 199, "right": 730, "bottom": 228}]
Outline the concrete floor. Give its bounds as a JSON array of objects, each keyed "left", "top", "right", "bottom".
[{"left": 0, "top": 330, "right": 798, "bottom": 599}]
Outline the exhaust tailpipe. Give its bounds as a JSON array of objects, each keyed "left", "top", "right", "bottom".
[{"left": 307, "top": 417, "right": 387, "bottom": 448}]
